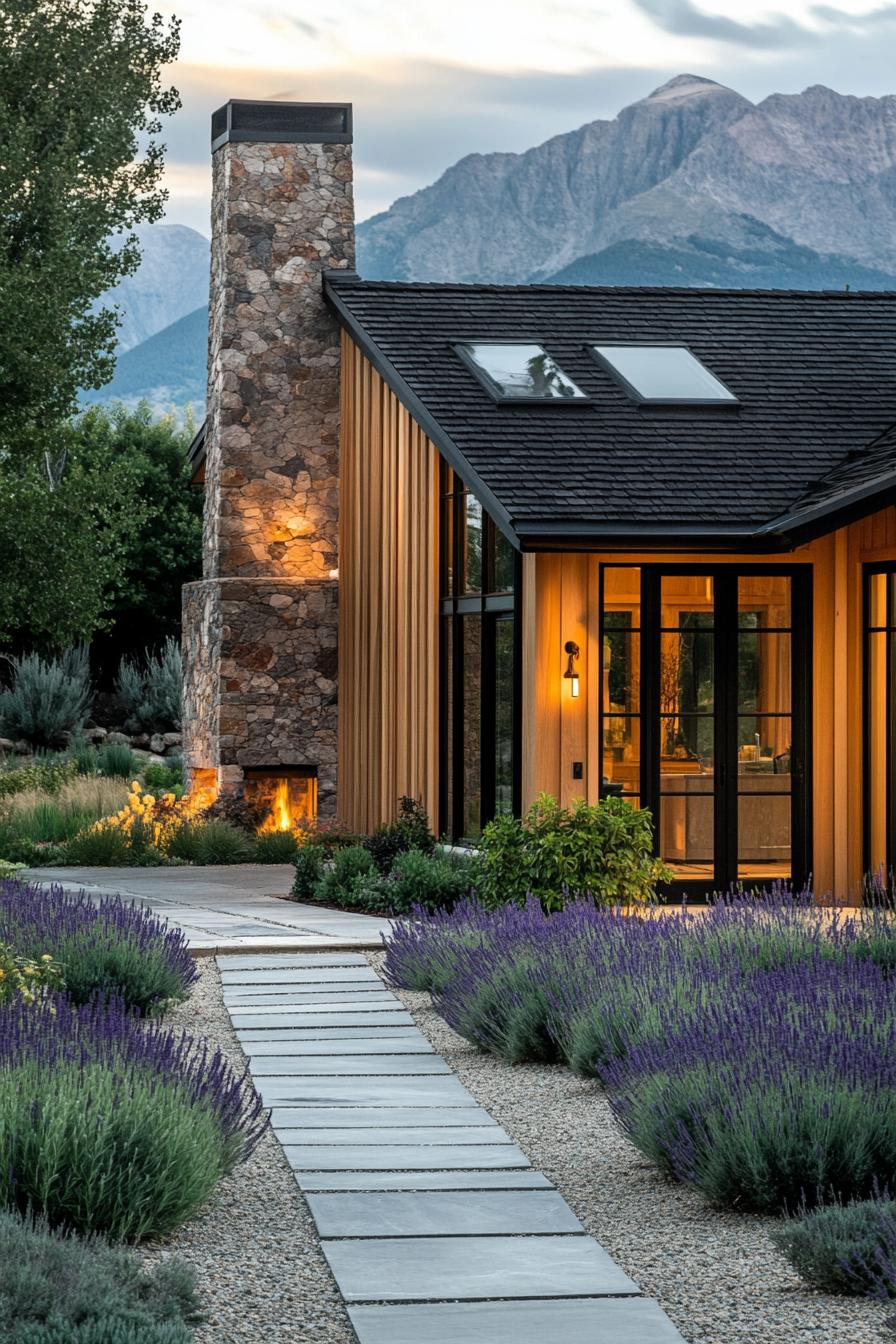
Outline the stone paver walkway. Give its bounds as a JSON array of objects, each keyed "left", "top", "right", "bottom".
[
  {"left": 24, "top": 866, "right": 389, "bottom": 952},
  {"left": 220, "top": 951, "right": 687, "bottom": 1344}
]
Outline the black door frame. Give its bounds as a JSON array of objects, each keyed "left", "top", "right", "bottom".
[
  {"left": 863, "top": 562, "right": 896, "bottom": 880},
  {"left": 600, "top": 563, "right": 813, "bottom": 898}
]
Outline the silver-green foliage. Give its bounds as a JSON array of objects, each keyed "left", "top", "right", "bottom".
[
  {"left": 115, "top": 639, "right": 182, "bottom": 733},
  {"left": 772, "top": 1196, "right": 896, "bottom": 1297},
  {"left": 0, "top": 1209, "right": 199, "bottom": 1342},
  {"left": 0, "top": 649, "right": 91, "bottom": 747}
]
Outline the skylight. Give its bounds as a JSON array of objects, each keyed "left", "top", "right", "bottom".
[
  {"left": 455, "top": 342, "right": 586, "bottom": 401},
  {"left": 592, "top": 344, "right": 738, "bottom": 405}
]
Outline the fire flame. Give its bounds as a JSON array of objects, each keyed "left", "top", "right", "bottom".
[{"left": 258, "top": 777, "right": 294, "bottom": 834}]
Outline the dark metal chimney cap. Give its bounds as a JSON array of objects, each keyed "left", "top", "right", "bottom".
[{"left": 211, "top": 99, "right": 352, "bottom": 151}]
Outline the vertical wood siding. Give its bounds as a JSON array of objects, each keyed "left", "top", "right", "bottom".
[{"left": 338, "top": 335, "right": 440, "bottom": 832}]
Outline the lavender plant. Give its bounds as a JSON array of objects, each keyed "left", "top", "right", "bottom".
[
  {"left": 605, "top": 953, "right": 896, "bottom": 1213},
  {"left": 0, "top": 880, "right": 197, "bottom": 1013},
  {"left": 772, "top": 1195, "right": 896, "bottom": 1297},
  {"left": 0, "top": 992, "right": 268, "bottom": 1241}
]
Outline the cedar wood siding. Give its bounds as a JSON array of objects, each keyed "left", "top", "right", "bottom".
[{"left": 338, "top": 334, "right": 440, "bottom": 833}]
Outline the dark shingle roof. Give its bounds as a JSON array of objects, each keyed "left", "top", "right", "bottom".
[{"left": 325, "top": 275, "right": 896, "bottom": 547}]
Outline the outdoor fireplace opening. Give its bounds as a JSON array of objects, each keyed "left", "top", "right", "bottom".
[{"left": 243, "top": 767, "right": 318, "bottom": 833}]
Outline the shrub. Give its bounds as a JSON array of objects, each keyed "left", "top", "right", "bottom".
[
  {"left": 0, "top": 880, "right": 197, "bottom": 1013},
  {"left": 478, "top": 793, "right": 670, "bottom": 910},
  {"left": 314, "top": 844, "right": 375, "bottom": 905},
  {"left": 308, "top": 821, "right": 365, "bottom": 854},
  {"left": 98, "top": 743, "right": 136, "bottom": 779},
  {"left": 115, "top": 640, "right": 182, "bottom": 734},
  {"left": 142, "top": 761, "right": 184, "bottom": 796},
  {"left": 387, "top": 848, "right": 480, "bottom": 914},
  {"left": 0, "top": 1210, "right": 200, "bottom": 1342},
  {"left": 0, "top": 993, "right": 267, "bottom": 1240},
  {"left": 0, "top": 758, "right": 79, "bottom": 798},
  {"left": 291, "top": 844, "right": 324, "bottom": 899},
  {"left": 65, "top": 824, "right": 137, "bottom": 867},
  {"left": 166, "top": 820, "right": 254, "bottom": 866},
  {"left": 364, "top": 796, "right": 436, "bottom": 874},
  {"left": 772, "top": 1196, "right": 896, "bottom": 1297},
  {"left": 254, "top": 830, "right": 299, "bottom": 864},
  {"left": 0, "top": 860, "right": 25, "bottom": 879},
  {"left": 605, "top": 954, "right": 896, "bottom": 1213},
  {"left": 0, "top": 649, "right": 92, "bottom": 748}
]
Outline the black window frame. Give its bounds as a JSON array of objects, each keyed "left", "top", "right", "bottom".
[
  {"left": 451, "top": 340, "right": 589, "bottom": 406},
  {"left": 589, "top": 342, "right": 740, "bottom": 408},
  {"left": 438, "top": 461, "right": 522, "bottom": 841},
  {"left": 863, "top": 562, "right": 896, "bottom": 879}
]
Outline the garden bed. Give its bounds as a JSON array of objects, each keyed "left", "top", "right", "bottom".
[
  {"left": 370, "top": 949, "right": 886, "bottom": 1344},
  {"left": 145, "top": 958, "right": 355, "bottom": 1344}
]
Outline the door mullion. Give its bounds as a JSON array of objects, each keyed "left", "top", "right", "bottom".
[{"left": 715, "top": 571, "right": 738, "bottom": 892}]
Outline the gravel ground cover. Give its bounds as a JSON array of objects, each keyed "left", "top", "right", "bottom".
[
  {"left": 369, "top": 951, "right": 889, "bottom": 1344},
  {"left": 142, "top": 959, "right": 355, "bottom": 1344}
]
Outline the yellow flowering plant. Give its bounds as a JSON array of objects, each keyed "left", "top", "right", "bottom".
[
  {"left": 0, "top": 944, "right": 64, "bottom": 1005},
  {"left": 83, "top": 781, "right": 208, "bottom": 858}
]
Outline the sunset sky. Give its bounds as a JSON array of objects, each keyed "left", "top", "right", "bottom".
[{"left": 155, "top": 0, "right": 896, "bottom": 234}]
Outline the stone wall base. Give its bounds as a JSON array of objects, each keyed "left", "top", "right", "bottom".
[{"left": 182, "top": 576, "right": 338, "bottom": 816}]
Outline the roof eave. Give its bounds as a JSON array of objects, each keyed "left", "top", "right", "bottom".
[
  {"left": 324, "top": 275, "right": 521, "bottom": 548},
  {"left": 759, "top": 472, "right": 896, "bottom": 548}
]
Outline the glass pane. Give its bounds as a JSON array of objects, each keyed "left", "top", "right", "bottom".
[
  {"left": 457, "top": 342, "right": 586, "bottom": 399},
  {"left": 738, "top": 792, "right": 791, "bottom": 878},
  {"left": 494, "top": 618, "right": 514, "bottom": 817},
  {"left": 462, "top": 494, "right": 483, "bottom": 593},
  {"left": 602, "top": 715, "right": 641, "bottom": 794},
  {"left": 737, "top": 716, "right": 791, "bottom": 772},
  {"left": 659, "top": 719, "right": 714, "bottom": 789},
  {"left": 604, "top": 628, "right": 639, "bottom": 714},
  {"left": 442, "top": 491, "right": 455, "bottom": 597},
  {"left": 603, "top": 568, "right": 641, "bottom": 627},
  {"left": 443, "top": 619, "right": 453, "bottom": 835},
  {"left": 494, "top": 528, "right": 516, "bottom": 593},
  {"left": 738, "top": 575, "right": 791, "bottom": 628},
  {"left": 738, "top": 632, "right": 791, "bottom": 714},
  {"left": 869, "top": 572, "right": 895, "bottom": 629},
  {"left": 593, "top": 345, "right": 737, "bottom": 403},
  {"left": 661, "top": 575, "right": 713, "bottom": 629},
  {"left": 461, "top": 615, "right": 482, "bottom": 840},
  {"left": 660, "top": 793, "right": 714, "bottom": 872},
  {"left": 868, "top": 630, "right": 888, "bottom": 873},
  {"left": 660, "top": 628, "right": 714, "bottom": 719}
]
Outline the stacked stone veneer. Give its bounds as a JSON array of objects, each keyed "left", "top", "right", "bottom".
[{"left": 182, "top": 116, "right": 354, "bottom": 815}]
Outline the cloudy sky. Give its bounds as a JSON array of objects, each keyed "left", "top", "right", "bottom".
[{"left": 155, "top": 0, "right": 896, "bottom": 235}]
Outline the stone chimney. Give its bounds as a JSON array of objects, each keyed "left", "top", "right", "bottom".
[{"left": 182, "top": 100, "right": 354, "bottom": 816}]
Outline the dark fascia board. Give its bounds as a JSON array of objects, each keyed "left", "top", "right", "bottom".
[
  {"left": 187, "top": 420, "right": 207, "bottom": 468},
  {"left": 759, "top": 471, "right": 896, "bottom": 548},
  {"left": 324, "top": 277, "right": 521, "bottom": 548},
  {"left": 589, "top": 342, "right": 740, "bottom": 408},
  {"left": 513, "top": 518, "right": 784, "bottom": 553}
]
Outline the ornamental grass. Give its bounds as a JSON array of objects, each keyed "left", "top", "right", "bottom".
[
  {"left": 0, "top": 992, "right": 268, "bottom": 1241},
  {"left": 0, "top": 880, "right": 197, "bottom": 1014}
]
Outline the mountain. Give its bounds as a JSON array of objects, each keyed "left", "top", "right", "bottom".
[
  {"left": 356, "top": 75, "right": 896, "bottom": 285},
  {"left": 86, "top": 76, "right": 896, "bottom": 413},
  {"left": 104, "top": 224, "right": 209, "bottom": 351},
  {"left": 85, "top": 305, "right": 207, "bottom": 417}
]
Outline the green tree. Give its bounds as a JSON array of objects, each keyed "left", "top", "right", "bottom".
[
  {"left": 82, "top": 403, "right": 203, "bottom": 662},
  {"left": 0, "top": 405, "right": 202, "bottom": 654},
  {"left": 0, "top": 422, "right": 145, "bottom": 647},
  {"left": 0, "top": 0, "right": 180, "bottom": 457}
]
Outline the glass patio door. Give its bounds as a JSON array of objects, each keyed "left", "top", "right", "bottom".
[{"left": 600, "top": 566, "right": 811, "bottom": 894}]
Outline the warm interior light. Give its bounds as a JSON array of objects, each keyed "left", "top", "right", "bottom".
[
  {"left": 570, "top": 675, "right": 580, "bottom": 699},
  {"left": 258, "top": 778, "right": 293, "bottom": 833},
  {"left": 249, "top": 771, "right": 318, "bottom": 834}
]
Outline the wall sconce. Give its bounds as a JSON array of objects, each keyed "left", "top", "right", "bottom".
[{"left": 563, "top": 640, "right": 580, "bottom": 698}]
